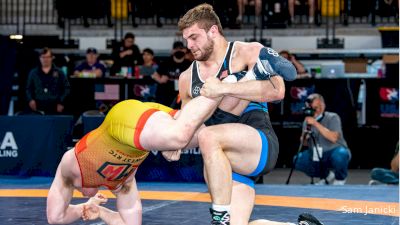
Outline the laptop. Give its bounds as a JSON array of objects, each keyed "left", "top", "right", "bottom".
[{"left": 321, "top": 62, "right": 345, "bottom": 78}]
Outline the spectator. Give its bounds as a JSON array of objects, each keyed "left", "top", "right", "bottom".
[
  {"left": 110, "top": 32, "right": 142, "bottom": 76},
  {"left": 236, "top": 0, "right": 262, "bottom": 26},
  {"left": 184, "top": 47, "right": 195, "bottom": 62},
  {"left": 26, "top": 47, "right": 70, "bottom": 114},
  {"left": 280, "top": 50, "right": 309, "bottom": 78},
  {"left": 151, "top": 41, "right": 191, "bottom": 106},
  {"left": 135, "top": 48, "right": 158, "bottom": 101},
  {"left": 73, "top": 48, "right": 106, "bottom": 78},
  {"left": 293, "top": 93, "right": 351, "bottom": 185},
  {"left": 288, "top": 0, "right": 315, "bottom": 24},
  {"left": 370, "top": 143, "right": 399, "bottom": 185},
  {"left": 136, "top": 48, "right": 158, "bottom": 79}
]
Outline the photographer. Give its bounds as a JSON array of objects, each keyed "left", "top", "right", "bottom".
[{"left": 294, "top": 93, "right": 351, "bottom": 185}]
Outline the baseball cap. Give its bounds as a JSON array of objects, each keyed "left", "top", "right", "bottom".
[
  {"left": 173, "top": 41, "right": 185, "bottom": 49},
  {"left": 86, "top": 47, "right": 98, "bottom": 54}
]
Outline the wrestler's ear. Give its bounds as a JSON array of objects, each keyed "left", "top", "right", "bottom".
[{"left": 207, "top": 25, "right": 218, "bottom": 38}]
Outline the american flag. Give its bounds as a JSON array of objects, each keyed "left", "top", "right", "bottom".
[{"left": 94, "top": 84, "right": 120, "bottom": 100}]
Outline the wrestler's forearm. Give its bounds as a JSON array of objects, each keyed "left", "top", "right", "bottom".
[
  {"left": 218, "top": 77, "right": 285, "bottom": 102},
  {"left": 51, "top": 204, "right": 84, "bottom": 224},
  {"left": 97, "top": 205, "right": 141, "bottom": 225}
]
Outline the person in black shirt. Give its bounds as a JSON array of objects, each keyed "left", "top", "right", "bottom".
[
  {"left": 110, "top": 32, "right": 142, "bottom": 76},
  {"left": 26, "top": 48, "right": 70, "bottom": 114},
  {"left": 152, "top": 41, "right": 191, "bottom": 106}
]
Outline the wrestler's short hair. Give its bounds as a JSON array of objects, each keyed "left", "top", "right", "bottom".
[{"left": 178, "top": 3, "right": 224, "bottom": 36}]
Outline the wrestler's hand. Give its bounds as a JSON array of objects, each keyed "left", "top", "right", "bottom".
[
  {"left": 82, "top": 193, "right": 107, "bottom": 221},
  {"left": 87, "top": 193, "right": 108, "bottom": 205},
  {"left": 82, "top": 203, "right": 100, "bottom": 221},
  {"left": 200, "top": 77, "right": 223, "bottom": 98},
  {"left": 162, "top": 149, "right": 182, "bottom": 162}
]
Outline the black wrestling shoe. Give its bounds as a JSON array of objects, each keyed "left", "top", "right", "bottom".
[
  {"left": 254, "top": 47, "right": 297, "bottom": 81},
  {"left": 298, "top": 213, "right": 324, "bottom": 225},
  {"left": 210, "top": 208, "right": 230, "bottom": 225}
]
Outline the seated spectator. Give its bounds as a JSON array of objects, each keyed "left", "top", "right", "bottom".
[
  {"left": 288, "top": 0, "right": 315, "bottom": 24},
  {"left": 152, "top": 41, "right": 191, "bottom": 106},
  {"left": 135, "top": 48, "right": 158, "bottom": 79},
  {"left": 293, "top": 93, "right": 351, "bottom": 185},
  {"left": 26, "top": 47, "right": 70, "bottom": 115},
  {"left": 110, "top": 32, "right": 142, "bottom": 76},
  {"left": 237, "top": 0, "right": 262, "bottom": 26},
  {"left": 370, "top": 143, "right": 399, "bottom": 185},
  {"left": 134, "top": 48, "right": 158, "bottom": 101},
  {"left": 73, "top": 48, "right": 106, "bottom": 78},
  {"left": 280, "top": 50, "right": 310, "bottom": 78}
]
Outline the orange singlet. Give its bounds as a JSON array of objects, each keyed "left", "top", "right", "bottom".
[{"left": 74, "top": 100, "right": 176, "bottom": 190}]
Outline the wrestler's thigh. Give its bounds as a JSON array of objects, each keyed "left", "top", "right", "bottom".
[
  {"left": 230, "top": 181, "right": 255, "bottom": 225},
  {"left": 202, "top": 123, "right": 262, "bottom": 175}
]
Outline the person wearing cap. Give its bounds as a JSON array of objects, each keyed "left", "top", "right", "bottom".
[
  {"left": 151, "top": 41, "right": 191, "bottom": 106},
  {"left": 294, "top": 93, "right": 351, "bottom": 185},
  {"left": 73, "top": 48, "right": 106, "bottom": 78}
]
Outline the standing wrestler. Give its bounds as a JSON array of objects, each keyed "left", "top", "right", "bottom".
[
  {"left": 177, "top": 4, "right": 322, "bottom": 225},
  {"left": 46, "top": 84, "right": 227, "bottom": 225}
]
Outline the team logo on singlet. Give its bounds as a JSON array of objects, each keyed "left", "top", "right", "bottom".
[
  {"left": 97, "top": 162, "right": 137, "bottom": 181},
  {"left": 193, "top": 85, "right": 201, "bottom": 95}
]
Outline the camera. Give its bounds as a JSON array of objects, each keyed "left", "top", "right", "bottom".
[
  {"left": 302, "top": 106, "right": 315, "bottom": 117},
  {"left": 303, "top": 95, "right": 317, "bottom": 117}
]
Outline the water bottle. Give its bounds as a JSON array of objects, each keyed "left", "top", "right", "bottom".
[
  {"left": 357, "top": 79, "right": 366, "bottom": 126},
  {"left": 127, "top": 67, "right": 132, "bottom": 78}
]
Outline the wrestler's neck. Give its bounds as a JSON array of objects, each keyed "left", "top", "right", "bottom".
[{"left": 203, "top": 37, "right": 228, "bottom": 67}]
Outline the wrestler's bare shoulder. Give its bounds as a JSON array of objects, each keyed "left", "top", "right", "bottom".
[
  {"left": 60, "top": 148, "right": 81, "bottom": 181},
  {"left": 179, "top": 63, "right": 193, "bottom": 85},
  {"left": 234, "top": 41, "right": 264, "bottom": 53}
]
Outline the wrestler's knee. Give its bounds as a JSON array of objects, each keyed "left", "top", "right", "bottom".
[{"left": 198, "top": 128, "right": 220, "bottom": 155}]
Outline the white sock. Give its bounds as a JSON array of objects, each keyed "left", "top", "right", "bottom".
[{"left": 212, "top": 204, "right": 231, "bottom": 213}]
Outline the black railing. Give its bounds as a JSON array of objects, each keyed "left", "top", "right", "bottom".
[{"left": 0, "top": 0, "right": 20, "bottom": 31}]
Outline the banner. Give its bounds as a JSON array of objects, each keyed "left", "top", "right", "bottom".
[
  {"left": 136, "top": 147, "right": 204, "bottom": 182},
  {"left": 0, "top": 116, "right": 74, "bottom": 176},
  {"left": 379, "top": 87, "right": 399, "bottom": 118}
]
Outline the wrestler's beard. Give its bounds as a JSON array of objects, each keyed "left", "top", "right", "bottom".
[{"left": 195, "top": 37, "right": 214, "bottom": 61}]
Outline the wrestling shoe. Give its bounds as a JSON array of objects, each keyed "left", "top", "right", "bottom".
[
  {"left": 210, "top": 208, "right": 230, "bottom": 225},
  {"left": 222, "top": 71, "right": 247, "bottom": 83},
  {"left": 253, "top": 47, "right": 297, "bottom": 81},
  {"left": 298, "top": 213, "right": 324, "bottom": 225}
]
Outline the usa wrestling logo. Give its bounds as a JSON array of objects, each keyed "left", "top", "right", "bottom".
[{"left": 379, "top": 87, "right": 399, "bottom": 118}]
